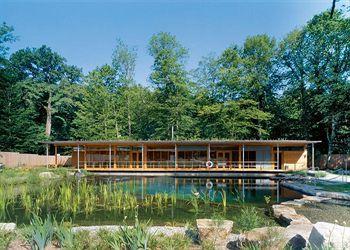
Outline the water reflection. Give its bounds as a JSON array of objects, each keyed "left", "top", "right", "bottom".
[{"left": 90, "top": 176, "right": 301, "bottom": 206}]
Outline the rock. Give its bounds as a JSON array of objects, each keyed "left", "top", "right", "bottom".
[
  {"left": 286, "top": 234, "right": 307, "bottom": 250},
  {"left": 308, "top": 222, "right": 350, "bottom": 250},
  {"left": 148, "top": 226, "right": 187, "bottom": 237},
  {"left": 39, "top": 171, "right": 59, "bottom": 179},
  {"left": 72, "top": 225, "right": 121, "bottom": 234},
  {"left": 285, "top": 223, "right": 314, "bottom": 249},
  {"left": 242, "top": 226, "right": 288, "bottom": 250},
  {"left": 272, "top": 204, "right": 296, "bottom": 218},
  {"left": 0, "top": 223, "right": 16, "bottom": 231},
  {"left": 226, "top": 234, "right": 245, "bottom": 250},
  {"left": 281, "top": 200, "right": 306, "bottom": 207},
  {"left": 72, "top": 225, "right": 187, "bottom": 237},
  {"left": 272, "top": 205, "right": 311, "bottom": 226},
  {"left": 301, "top": 195, "right": 331, "bottom": 203},
  {"left": 285, "top": 223, "right": 314, "bottom": 241},
  {"left": 317, "top": 191, "right": 350, "bottom": 201},
  {"left": 196, "top": 219, "right": 233, "bottom": 245}
]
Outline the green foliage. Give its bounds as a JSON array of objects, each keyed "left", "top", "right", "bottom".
[
  {"left": 235, "top": 206, "right": 265, "bottom": 232},
  {"left": 107, "top": 219, "right": 155, "bottom": 250},
  {"left": 1, "top": 10, "right": 350, "bottom": 157},
  {"left": 24, "top": 214, "right": 55, "bottom": 250},
  {"left": 0, "top": 230, "right": 14, "bottom": 249},
  {"left": 153, "top": 233, "right": 192, "bottom": 250}
]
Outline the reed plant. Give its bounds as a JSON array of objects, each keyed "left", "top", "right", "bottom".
[
  {"left": 170, "top": 193, "right": 177, "bottom": 206},
  {"left": 188, "top": 195, "right": 200, "bottom": 214},
  {"left": 0, "top": 186, "right": 8, "bottom": 219},
  {"left": 219, "top": 189, "right": 227, "bottom": 211},
  {"left": 144, "top": 194, "right": 155, "bottom": 207},
  {"left": 155, "top": 193, "right": 163, "bottom": 210}
]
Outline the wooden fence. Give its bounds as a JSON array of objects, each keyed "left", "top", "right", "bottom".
[{"left": 0, "top": 151, "right": 71, "bottom": 168}]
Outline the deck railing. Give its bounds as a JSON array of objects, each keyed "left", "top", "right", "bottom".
[{"left": 81, "top": 160, "right": 304, "bottom": 171}]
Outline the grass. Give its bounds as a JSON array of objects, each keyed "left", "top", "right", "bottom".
[
  {"left": 0, "top": 230, "right": 14, "bottom": 249},
  {"left": 234, "top": 206, "right": 266, "bottom": 233}
]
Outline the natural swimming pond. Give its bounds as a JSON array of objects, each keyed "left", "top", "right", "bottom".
[{"left": 0, "top": 176, "right": 302, "bottom": 229}]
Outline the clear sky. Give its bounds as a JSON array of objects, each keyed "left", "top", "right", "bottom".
[{"left": 1, "top": 0, "right": 332, "bottom": 85}]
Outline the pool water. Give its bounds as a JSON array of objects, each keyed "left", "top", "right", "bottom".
[{"left": 2, "top": 176, "right": 302, "bottom": 227}]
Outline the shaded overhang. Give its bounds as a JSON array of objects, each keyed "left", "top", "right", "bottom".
[{"left": 41, "top": 139, "right": 322, "bottom": 147}]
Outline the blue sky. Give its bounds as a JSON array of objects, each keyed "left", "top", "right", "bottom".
[{"left": 1, "top": 0, "right": 332, "bottom": 85}]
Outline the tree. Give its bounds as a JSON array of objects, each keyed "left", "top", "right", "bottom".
[
  {"left": 9, "top": 46, "right": 82, "bottom": 138},
  {"left": 72, "top": 65, "right": 122, "bottom": 140},
  {"left": 148, "top": 32, "right": 195, "bottom": 139},
  {"left": 112, "top": 39, "right": 137, "bottom": 137}
]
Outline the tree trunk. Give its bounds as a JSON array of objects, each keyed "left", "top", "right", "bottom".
[
  {"left": 326, "top": 115, "right": 337, "bottom": 168},
  {"left": 45, "top": 92, "right": 52, "bottom": 137},
  {"left": 330, "top": 0, "right": 336, "bottom": 18},
  {"left": 127, "top": 92, "right": 132, "bottom": 138}
]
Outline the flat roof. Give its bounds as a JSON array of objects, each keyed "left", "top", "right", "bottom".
[{"left": 42, "top": 139, "right": 321, "bottom": 147}]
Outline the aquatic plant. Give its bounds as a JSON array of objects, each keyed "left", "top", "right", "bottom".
[
  {"left": 170, "top": 193, "right": 177, "bottom": 206},
  {"left": 25, "top": 214, "right": 55, "bottom": 250},
  {"left": 144, "top": 194, "right": 155, "bottom": 207},
  {"left": 188, "top": 195, "right": 200, "bottom": 214},
  {"left": 0, "top": 186, "right": 8, "bottom": 219},
  {"left": 155, "top": 193, "right": 163, "bottom": 210},
  {"left": 219, "top": 189, "right": 227, "bottom": 211},
  {"left": 59, "top": 182, "right": 73, "bottom": 214},
  {"left": 21, "top": 192, "right": 33, "bottom": 214}
]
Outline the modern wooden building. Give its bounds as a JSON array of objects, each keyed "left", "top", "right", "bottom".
[{"left": 44, "top": 140, "right": 320, "bottom": 172}]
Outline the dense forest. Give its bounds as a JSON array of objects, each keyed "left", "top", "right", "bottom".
[{"left": 0, "top": 10, "right": 349, "bottom": 162}]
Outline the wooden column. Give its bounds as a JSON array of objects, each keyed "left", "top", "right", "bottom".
[
  {"left": 113, "top": 146, "right": 117, "bottom": 168},
  {"left": 77, "top": 144, "right": 80, "bottom": 171},
  {"left": 207, "top": 144, "right": 211, "bottom": 162},
  {"left": 239, "top": 145, "right": 242, "bottom": 169},
  {"left": 142, "top": 145, "right": 147, "bottom": 169},
  {"left": 277, "top": 144, "right": 280, "bottom": 170},
  {"left": 242, "top": 145, "right": 245, "bottom": 170},
  {"left": 312, "top": 143, "right": 315, "bottom": 171},
  {"left": 46, "top": 144, "right": 49, "bottom": 169},
  {"left": 129, "top": 146, "right": 132, "bottom": 168},
  {"left": 84, "top": 145, "right": 87, "bottom": 169},
  {"left": 175, "top": 144, "right": 178, "bottom": 169},
  {"left": 54, "top": 145, "right": 58, "bottom": 167},
  {"left": 109, "top": 144, "right": 112, "bottom": 169}
]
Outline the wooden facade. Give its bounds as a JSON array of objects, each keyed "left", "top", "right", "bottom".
[{"left": 44, "top": 140, "right": 320, "bottom": 172}]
